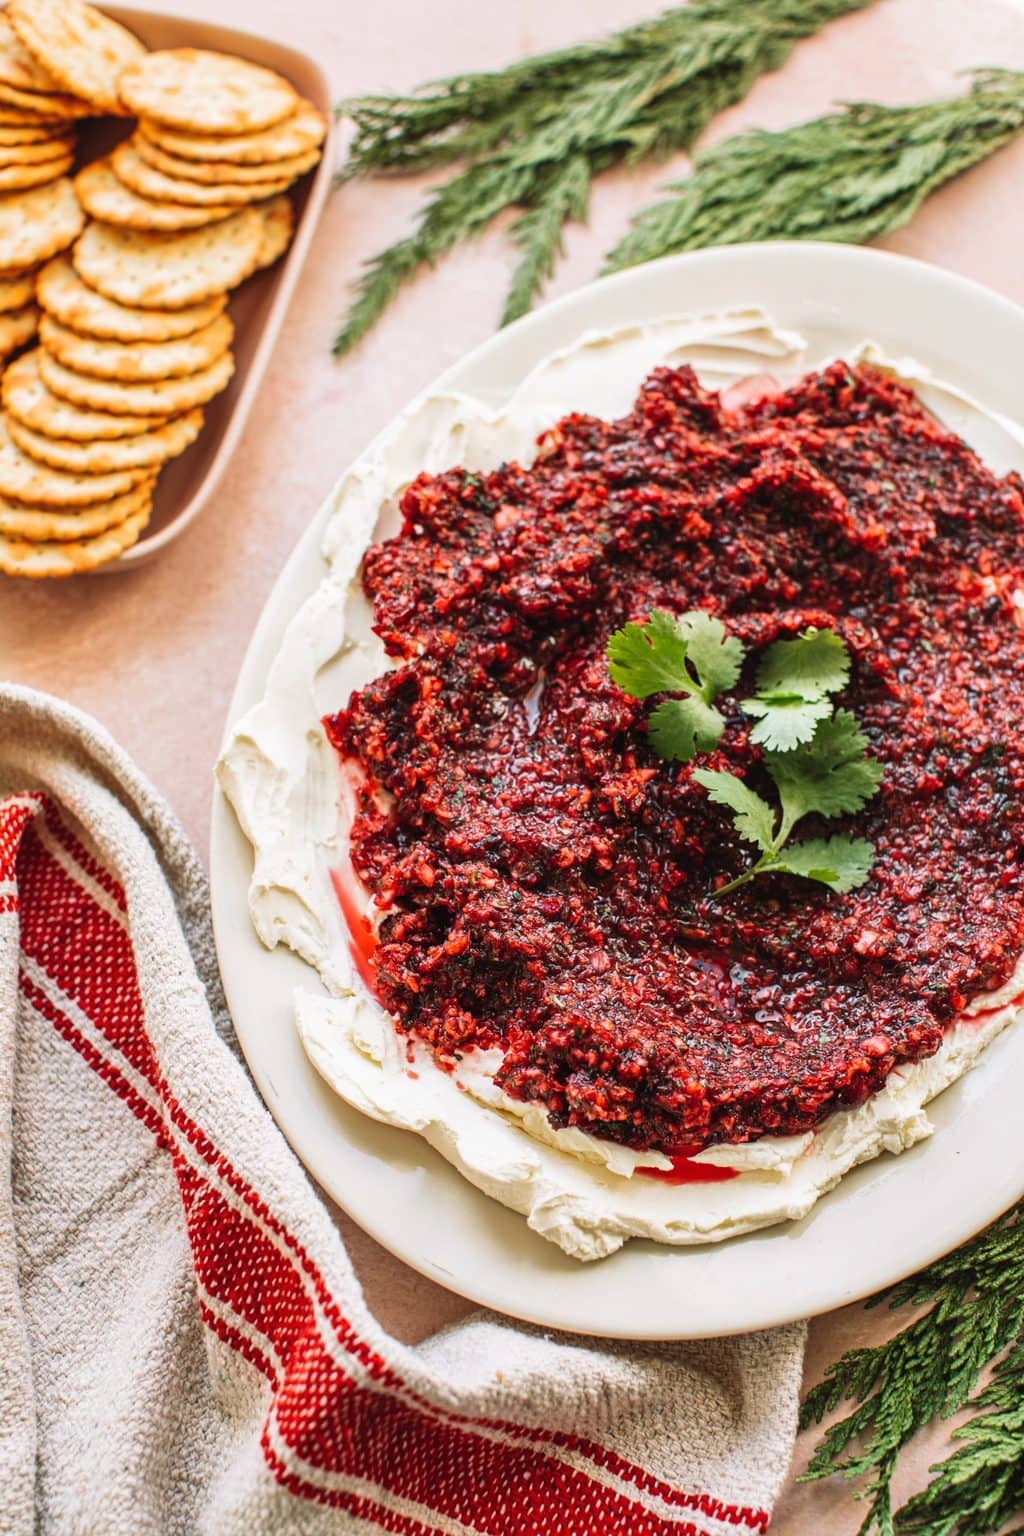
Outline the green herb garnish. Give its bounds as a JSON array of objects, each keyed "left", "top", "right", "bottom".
[
  {"left": 606, "top": 610, "right": 882, "bottom": 898},
  {"left": 694, "top": 709, "right": 881, "bottom": 897},
  {"left": 606, "top": 608, "right": 743, "bottom": 762},
  {"left": 741, "top": 625, "right": 850, "bottom": 750}
]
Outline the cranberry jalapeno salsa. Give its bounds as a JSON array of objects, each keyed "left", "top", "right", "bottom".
[{"left": 323, "top": 362, "right": 1024, "bottom": 1155}]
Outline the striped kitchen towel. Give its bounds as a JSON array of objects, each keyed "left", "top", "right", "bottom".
[{"left": 0, "top": 683, "right": 805, "bottom": 1536}]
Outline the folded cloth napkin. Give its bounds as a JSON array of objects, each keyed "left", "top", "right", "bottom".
[{"left": 0, "top": 683, "right": 805, "bottom": 1536}]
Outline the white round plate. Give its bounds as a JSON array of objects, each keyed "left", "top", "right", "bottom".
[{"left": 211, "top": 243, "right": 1024, "bottom": 1339}]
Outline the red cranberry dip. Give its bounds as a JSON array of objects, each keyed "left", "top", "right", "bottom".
[{"left": 322, "top": 360, "right": 1024, "bottom": 1165}]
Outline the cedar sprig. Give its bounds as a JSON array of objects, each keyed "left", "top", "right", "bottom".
[
  {"left": 801, "top": 1201, "right": 1024, "bottom": 1536},
  {"left": 604, "top": 70, "right": 1024, "bottom": 272},
  {"left": 333, "top": 0, "right": 877, "bottom": 353}
]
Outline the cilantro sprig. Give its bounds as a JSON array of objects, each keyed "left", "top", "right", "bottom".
[
  {"left": 605, "top": 610, "right": 883, "bottom": 900},
  {"left": 694, "top": 711, "right": 881, "bottom": 897},
  {"left": 606, "top": 609, "right": 744, "bottom": 763}
]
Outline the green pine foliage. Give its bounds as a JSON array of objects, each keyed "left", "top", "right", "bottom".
[
  {"left": 333, "top": 0, "right": 876, "bottom": 352},
  {"left": 802, "top": 1201, "right": 1024, "bottom": 1536},
  {"left": 604, "top": 71, "right": 1024, "bottom": 271}
]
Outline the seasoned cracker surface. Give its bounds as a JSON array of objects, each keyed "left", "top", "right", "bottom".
[
  {"left": 0, "top": 177, "right": 84, "bottom": 270},
  {"left": 4, "top": 348, "right": 168, "bottom": 439},
  {"left": 253, "top": 194, "right": 294, "bottom": 270},
  {"left": 8, "top": 404, "right": 202, "bottom": 471},
  {"left": 8, "top": 0, "right": 145, "bottom": 116},
  {"left": 39, "top": 310, "right": 233, "bottom": 381},
  {"left": 75, "top": 157, "right": 236, "bottom": 231},
  {"left": 0, "top": 500, "right": 150, "bottom": 575},
  {"left": 37, "top": 254, "right": 225, "bottom": 341},
  {"left": 0, "top": 14, "right": 61, "bottom": 92},
  {"left": 119, "top": 48, "right": 298, "bottom": 135},
  {"left": 72, "top": 208, "right": 262, "bottom": 308},
  {"left": 111, "top": 141, "right": 289, "bottom": 208},
  {"left": 0, "top": 412, "right": 149, "bottom": 503},
  {"left": 139, "top": 99, "right": 326, "bottom": 165},
  {"left": 39, "top": 344, "right": 234, "bottom": 415}
]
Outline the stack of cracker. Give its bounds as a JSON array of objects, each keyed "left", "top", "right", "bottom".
[
  {"left": 0, "top": 0, "right": 108, "bottom": 371},
  {"left": 0, "top": 6, "right": 326, "bottom": 578},
  {"left": 74, "top": 46, "right": 323, "bottom": 244}
]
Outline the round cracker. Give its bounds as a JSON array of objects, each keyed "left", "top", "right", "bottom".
[
  {"left": 0, "top": 150, "right": 71, "bottom": 190},
  {"left": 0, "top": 302, "right": 37, "bottom": 355},
  {"left": 8, "top": 405, "right": 202, "bottom": 471},
  {"left": 111, "top": 141, "right": 289, "bottom": 207},
  {"left": 119, "top": 49, "right": 297, "bottom": 135},
  {"left": 0, "top": 478, "right": 151, "bottom": 539},
  {"left": 0, "top": 267, "right": 37, "bottom": 311},
  {"left": 139, "top": 98, "right": 326, "bottom": 165},
  {"left": 0, "top": 178, "right": 84, "bottom": 270},
  {"left": 39, "top": 345, "right": 234, "bottom": 415},
  {"left": 253, "top": 193, "right": 294, "bottom": 270},
  {"left": 133, "top": 133, "right": 319, "bottom": 186},
  {"left": 0, "top": 103, "right": 64, "bottom": 126},
  {"left": 36, "top": 253, "right": 225, "bottom": 341},
  {"left": 0, "top": 412, "right": 149, "bottom": 504},
  {"left": 7, "top": 0, "right": 145, "bottom": 117},
  {"left": 0, "top": 78, "right": 91, "bottom": 117},
  {"left": 0, "top": 122, "right": 66, "bottom": 144},
  {"left": 0, "top": 12, "right": 61, "bottom": 92},
  {"left": 75, "top": 157, "right": 235, "bottom": 231},
  {"left": 40, "top": 310, "right": 232, "bottom": 380},
  {"left": 71, "top": 208, "right": 262, "bottom": 309},
  {"left": 4, "top": 348, "right": 168, "bottom": 438},
  {"left": 0, "top": 502, "right": 150, "bottom": 576},
  {"left": 0, "top": 134, "right": 73, "bottom": 164}
]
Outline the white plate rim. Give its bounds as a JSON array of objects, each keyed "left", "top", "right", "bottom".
[{"left": 210, "top": 241, "right": 1024, "bottom": 1339}]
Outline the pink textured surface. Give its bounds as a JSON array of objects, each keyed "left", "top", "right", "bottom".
[{"left": 3, "top": 1, "right": 1023, "bottom": 1528}]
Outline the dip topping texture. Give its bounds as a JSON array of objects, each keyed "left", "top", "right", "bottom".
[{"left": 325, "top": 363, "right": 1024, "bottom": 1152}]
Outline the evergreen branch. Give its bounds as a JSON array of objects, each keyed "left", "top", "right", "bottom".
[
  {"left": 604, "top": 70, "right": 1024, "bottom": 272},
  {"left": 340, "top": 0, "right": 872, "bottom": 177},
  {"left": 501, "top": 154, "right": 594, "bottom": 325},
  {"left": 801, "top": 1201, "right": 1024, "bottom": 1536},
  {"left": 898, "top": 1341, "right": 1024, "bottom": 1536},
  {"left": 333, "top": 0, "right": 876, "bottom": 352},
  {"left": 333, "top": 157, "right": 538, "bottom": 356}
]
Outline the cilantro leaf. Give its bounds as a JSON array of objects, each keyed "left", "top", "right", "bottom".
[
  {"left": 674, "top": 610, "right": 745, "bottom": 696},
  {"left": 765, "top": 709, "right": 883, "bottom": 827},
  {"left": 607, "top": 608, "right": 747, "bottom": 762},
  {"left": 648, "top": 697, "right": 725, "bottom": 762},
  {"left": 771, "top": 835, "right": 875, "bottom": 893},
  {"left": 740, "top": 626, "right": 858, "bottom": 752},
  {"left": 606, "top": 611, "right": 691, "bottom": 698},
  {"left": 691, "top": 768, "right": 776, "bottom": 851},
  {"left": 741, "top": 693, "right": 833, "bottom": 751},
  {"left": 755, "top": 627, "right": 851, "bottom": 701}
]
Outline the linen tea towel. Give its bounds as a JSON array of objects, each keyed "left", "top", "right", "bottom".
[{"left": 0, "top": 682, "right": 805, "bottom": 1535}]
